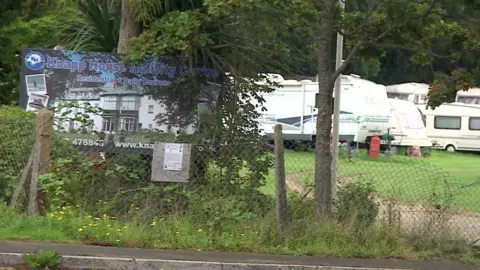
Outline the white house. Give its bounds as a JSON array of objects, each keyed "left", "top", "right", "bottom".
[{"left": 54, "top": 83, "right": 196, "bottom": 134}]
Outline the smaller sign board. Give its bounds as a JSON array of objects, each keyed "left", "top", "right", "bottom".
[{"left": 151, "top": 143, "right": 191, "bottom": 182}]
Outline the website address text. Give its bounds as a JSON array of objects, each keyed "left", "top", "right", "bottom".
[{"left": 71, "top": 139, "right": 155, "bottom": 149}]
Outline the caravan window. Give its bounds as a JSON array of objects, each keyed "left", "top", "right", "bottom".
[
  {"left": 387, "top": 93, "right": 410, "bottom": 101},
  {"left": 469, "top": 117, "right": 480, "bottom": 130},
  {"left": 457, "top": 96, "right": 480, "bottom": 104},
  {"left": 434, "top": 116, "right": 461, "bottom": 130}
]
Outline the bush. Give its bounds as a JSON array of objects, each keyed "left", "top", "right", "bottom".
[
  {"left": 334, "top": 181, "right": 379, "bottom": 228},
  {"left": 24, "top": 250, "right": 61, "bottom": 270},
  {"left": 0, "top": 106, "right": 35, "bottom": 202}
]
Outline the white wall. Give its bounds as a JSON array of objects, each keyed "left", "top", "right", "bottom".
[
  {"left": 138, "top": 95, "right": 169, "bottom": 131},
  {"left": 54, "top": 100, "right": 103, "bottom": 132}
]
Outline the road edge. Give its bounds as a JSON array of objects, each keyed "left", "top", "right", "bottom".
[{"left": 0, "top": 252, "right": 409, "bottom": 270}]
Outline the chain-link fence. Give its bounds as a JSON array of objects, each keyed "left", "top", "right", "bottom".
[
  {"left": 283, "top": 142, "right": 480, "bottom": 243},
  {"left": 0, "top": 120, "right": 36, "bottom": 205},
  {"left": 2, "top": 117, "right": 480, "bottom": 247}
]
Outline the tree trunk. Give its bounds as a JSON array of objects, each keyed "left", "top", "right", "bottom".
[
  {"left": 117, "top": 0, "right": 142, "bottom": 54},
  {"left": 314, "top": 0, "right": 336, "bottom": 219}
]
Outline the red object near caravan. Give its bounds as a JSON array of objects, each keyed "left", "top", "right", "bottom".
[{"left": 369, "top": 135, "right": 381, "bottom": 159}]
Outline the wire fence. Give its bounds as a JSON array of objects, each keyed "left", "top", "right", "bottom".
[{"left": 1, "top": 118, "right": 480, "bottom": 245}]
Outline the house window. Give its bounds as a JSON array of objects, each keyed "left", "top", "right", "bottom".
[
  {"left": 120, "top": 96, "right": 137, "bottom": 111},
  {"left": 121, "top": 117, "right": 136, "bottom": 131},
  {"left": 102, "top": 117, "right": 115, "bottom": 132},
  {"left": 434, "top": 116, "right": 461, "bottom": 130},
  {"left": 103, "top": 96, "right": 117, "bottom": 110},
  {"left": 469, "top": 117, "right": 480, "bottom": 130},
  {"left": 148, "top": 105, "right": 154, "bottom": 114}
]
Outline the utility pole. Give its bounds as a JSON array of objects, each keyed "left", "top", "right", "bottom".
[{"left": 331, "top": 0, "right": 345, "bottom": 198}]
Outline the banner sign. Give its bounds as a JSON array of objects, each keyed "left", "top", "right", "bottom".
[
  {"left": 20, "top": 48, "right": 219, "bottom": 110},
  {"left": 19, "top": 48, "right": 220, "bottom": 154}
]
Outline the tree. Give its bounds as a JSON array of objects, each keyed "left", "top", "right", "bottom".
[
  {"left": 59, "top": 0, "right": 120, "bottom": 52},
  {"left": 122, "top": 0, "right": 321, "bottom": 188},
  {"left": 117, "top": 0, "right": 142, "bottom": 54},
  {"left": 313, "top": 0, "right": 477, "bottom": 218},
  {"left": 0, "top": 0, "right": 67, "bottom": 105}
]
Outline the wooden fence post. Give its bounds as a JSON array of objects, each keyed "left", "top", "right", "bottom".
[
  {"left": 274, "top": 124, "right": 288, "bottom": 232},
  {"left": 28, "top": 109, "right": 53, "bottom": 215}
]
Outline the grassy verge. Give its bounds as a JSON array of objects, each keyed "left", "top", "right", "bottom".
[{"left": 0, "top": 203, "right": 478, "bottom": 264}]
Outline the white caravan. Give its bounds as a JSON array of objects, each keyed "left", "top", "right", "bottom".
[
  {"left": 387, "top": 98, "right": 431, "bottom": 147},
  {"left": 455, "top": 88, "right": 480, "bottom": 104},
  {"left": 417, "top": 103, "right": 480, "bottom": 152},
  {"left": 386, "top": 83, "right": 429, "bottom": 105},
  {"left": 255, "top": 74, "right": 391, "bottom": 144},
  {"left": 386, "top": 82, "right": 480, "bottom": 106}
]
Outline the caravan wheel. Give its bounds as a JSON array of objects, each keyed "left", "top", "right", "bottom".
[{"left": 445, "top": 145, "right": 456, "bottom": 152}]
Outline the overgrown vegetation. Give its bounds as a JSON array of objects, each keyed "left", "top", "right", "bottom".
[
  {"left": 3, "top": 0, "right": 480, "bottom": 265},
  {"left": 0, "top": 106, "right": 35, "bottom": 202},
  {"left": 24, "top": 249, "right": 62, "bottom": 270}
]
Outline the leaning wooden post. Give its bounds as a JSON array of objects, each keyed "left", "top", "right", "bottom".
[
  {"left": 28, "top": 109, "right": 53, "bottom": 215},
  {"left": 10, "top": 149, "right": 34, "bottom": 208},
  {"left": 274, "top": 124, "right": 288, "bottom": 232}
]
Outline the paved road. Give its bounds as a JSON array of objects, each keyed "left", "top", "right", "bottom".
[{"left": 0, "top": 240, "right": 478, "bottom": 270}]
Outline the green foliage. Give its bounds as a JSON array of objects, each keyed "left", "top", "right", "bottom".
[
  {"left": 427, "top": 69, "right": 476, "bottom": 109},
  {"left": 39, "top": 157, "right": 94, "bottom": 209},
  {"left": 24, "top": 249, "right": 62, "bottom": 270},
  {"left": 0, "top": 0, "right": 67, "bottom": 105},
  {"left": 334, "top": 181, "right": 379, "bottom": 228},
  {"left": 188, "top": 195, "right": 259, "bottom": 233},
  {"left": 130, "top": 10, "right": 212, "bottom": 55},
  {"left": 59, "top": 0, "right": 120, "bottom": 52},
  {"left": 0, "top": 106, "right": 35, "bottom": 202}
]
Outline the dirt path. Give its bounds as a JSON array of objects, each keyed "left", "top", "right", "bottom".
[{"left": 285, "top": 171, "right": 480, "bottom": 243}]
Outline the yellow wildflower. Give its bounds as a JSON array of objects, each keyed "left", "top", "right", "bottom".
[
  {"left": 117, "top": 228, "right": 121, "bottom": 232},
  {"left": 123, "top": 225, "right": 128, "bottom": 229},
  {"left": 78, "top": 228, "right": 83, "bottom": 232},
  {"left": 197, "top": 229, "right": 203, "bottom": 232},
  {"left": 62, "top": 206, "right": 66, "bottom": 210},
  {"left": 57, "top": 217, "right": 62, "bottom": 221},
  {"left": 59, "top": 211, "right": 64, "bottom": 215},
  {"left": 106, "top": 232, "right": 110, "bottom": 236},
  {"left": 151, "top": 221, "right": 157, "bottom": 226}
]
